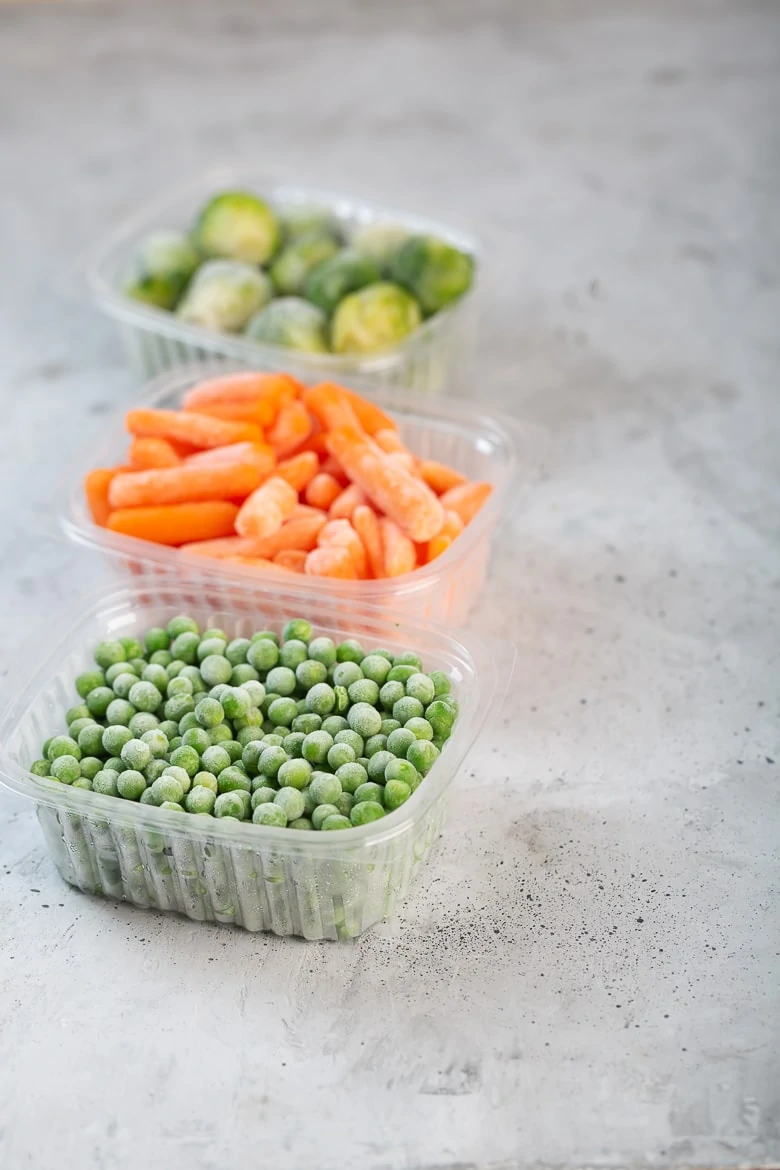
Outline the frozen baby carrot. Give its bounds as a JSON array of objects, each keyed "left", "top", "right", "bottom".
[
  {"left": 385, "top": 449, "right": 419, "bottom": 475},
  {"left": 352, "top": 505, "right": 385, "bottom": 579},
  {"left": 276, "top": 451, "right": 319, "bottom": 492},
  {"left": 185, "top": 441, "right": 276, "bottom": 477},
  {"left": 304, "top": 546, "right": 357, "bottom": 580},
  {"left": 223, "top": 555, "right": 279, "bottom": 570},
  {"left": 85, "top": 467, "right": 122, "bottom": 527},
  {"left": 419, "top": 459, "right": 467, "bottom": 495},
  {"left": 305, "top": 472, "right": 342, "bottom": 511},
  {"left": 340, "top": 387, "right": 397, "bottom": 434},
  {"left": 439, "top": 481, "right": 492, "bottom": 525},
  {"left": 302, "top": 383, "right": 362, "bottom": 433},
  {"left": 329, "top": 482, "right": 366, "bottom": 520},
  {"left": 180, "top": 535, "right": 268, "bottom": 560},
  {"left": 373, "top": 428, "right": 407, "bottom": 455},
  {"left": 187, "top": 399, "right": 274, "bottom": 428},
  {"left": 274, "top": 549, "right": 307, "bottom": 573},
  {"left": 326, "top": 425, "right": 444, "bottom": 543},
  {"left": 182, "top": 371, "right": 300, "bottom": 411},
  {"left": 108, "top": 462, "right": 261, "bottom": 509},
  {"left": 128, "top": 437, "right": 181, "bottom": 470},
  {"left": 379, "top": 517, "right": 416, "bottom": 577},
  {"left": 235, "top": 475, "right": 298, "bottom": 540},
  {"left": 107, "top": 501, "right": 239, "bottom": 545},
  {"left": 126, "top": 408, "right": 261, "bottom": 449},
  {"left": 250, "top": 512, "right": 327, "bottom": 559},
  {"left": 318, "top": 519, "right": 367, "bottom": 578},
  {"left": 320, "top": 455, "right": 348, "bottom": 485},
  {"left": 427, "top": 508, "right": 464, "bottom": 561},
  {"left": 268, "top": 400, "right": 312, "bottom": 458}
]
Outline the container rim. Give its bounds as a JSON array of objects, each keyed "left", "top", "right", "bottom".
[
  {"left": 57, "top": 359, "right": 544, "bottom": 604},
  {"left": 88, "top": 167, "right": 481, "bottom": 376},
  {"left": 0, "top": 578, "right": 515, "bottom": 856}
]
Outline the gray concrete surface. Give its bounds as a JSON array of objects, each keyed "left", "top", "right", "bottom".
[{"left": 1, "top": 1, "right": 779, "bottom": 1167}]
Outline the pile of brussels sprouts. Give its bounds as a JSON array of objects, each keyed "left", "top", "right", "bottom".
[{"left": 122, "top": 191, "right": 475, "bottom": 357}]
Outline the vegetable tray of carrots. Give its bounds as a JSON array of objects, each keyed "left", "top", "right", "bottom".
[{"left": 66, "top": 365, "right": 528, "bottom": 624}]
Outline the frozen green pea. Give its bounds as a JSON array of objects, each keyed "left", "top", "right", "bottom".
[
  {"left": 218, "top": 766, "right": 251, "bottom": 794},
  {"left": 348, "top": 678, "right": 379, "bottom": 706},
  {"left": 234, "top": 707, "right": 264, "bottom": 730},
  {"left": 350, "top": 800, "right": 384, "bottom": 826},
  {"left": 252, "top": 629, "right": 279, "bottom": 645},
  {"left": 261, "top": 692, "right": 281, "bottom": 715},
  {"left": 165, "top": 659, "right": 186, "bottom": 678},
  {"left": 66, "top": 704, "right": 91, "bottom": 726},
  {"left": 347, "top": 703, "right": 382, "bottom": 738},
  {"left": 282, "top": 618, "right": 312, "bottom": 644},
  {"left": 200, "top": 627, "right": 226, "bottom": 642},
  {"left": 241, "top": 741, "right": 266, "bottom": 776},
  {"left": 94, "top": 640, "right": 126, "bottom": 669},
  {"left": 280, "top": 639, "right": 309, "bottom": 669},
  {"left": 190, "top": 770, "right": 217, "bottom": 794},
  {"left": 241, "top": 679, "right": 266, "bottom": 707},
  {"left": 197, "top": 636, "right": 228, "bottom": 661},
  {"left": 144, "top": 759, "right": 168, "bottom": 783},
  {"left": 117, "top": 769, "right": 146, "bottom": 800},
  {"left": 208, "top": 724, "right": 232, "bottom": 745},
  {"left": 295, "top": 659, "right": 328, "bottom": 689},
  {"left": 427, "top": 670, "right": 450, "bottom": 697},
  {"left": 120, "top": 636, "right": 145, "bottom": 661},
  {"left": 184, "top": 785, "right": 216, "bottom": 814},
  {"left": 168, "top": 736, "right": 183, "bottom": 753},
  {"left": 157, "top": 719, "right": 178, "bottom": 740},
  {"left": 289, "top": 817, "right": 313, "bottom": 830},
  {"left": 47, "top": 735, "right": 82, "bottom": 762},
  {"left": 87, "top": 687, "right": 115, "bottom": 718},
  {"left": 292, "top": 712, "right": 322, "bottom": 735},
  {"left": 384, "top": 758, "right": 419, "bottom": 788},
  {"left": 283, "top": 732, "right": 306, "bottom": 758},
  {"left": 129, "top": 712, "right": 159, "bottom": 737},
  {"left": 425, "top": 699, "right": 456, "bottom": 738},
  {"left": 181, "top": 727, "right": 211, "bottom": 755},
  {"left": 336, "top": 761, "right": 368, "bottom": 794},
  {"left": 309, "top": 772, "right": 342, "bottom": 806},
  {"left": 169, "top": 745, "right": 200, "bottom": 777},
  {"left": 120, "top": 738, "right": 152, "bottom": 770},
  {"left": 269, "top": 697, "right": 298, "bottom": 727},
  {"left": 71, "top": 777, "right": 93, "bottom": 791},
  {"left": 387, "top": 664, "right": 416, "bottom": 684},
  {"left": 305, "top": 683, "right": 336, "bottom": 716},
  {"left": 334, "top": 729, "right": 364, "bottom": 755},
  {"left": 321, "top": 715, "right": 348, "bottom": 737},
  {"left": 277, "top": 758, "right": 312, "bottom": 790},
  {"left": 364, "top": 734, "right": 387, "bottom": 758},
  {"left": 164, "top": 694, "right": 194, "bottom": 722},
  {"left": 357, "top": 757, "right": 371, "bottom": 771},
  {"left": 336, "top": 639, "right": 363, "bottom": 664},
  {"left": 367, "top": 750, "right": 394, "bottom": 782},
  {"left": 171, "top": 631, "right": 200, "bottom": 664},
  {"left": 237, "top": 726, "right": 265, "bottom": 748},
  {"left": 386, "top": 727, "right": 416, "bottom": 757},
  {"left": 75, "top": 724, "right": 103, "bottom": 757},
  {"left": 194, "top": 697, "right": 224, "bottom": 729},
  {"left": 139, "top": 787, "right": 156, "bottom": 805},
  {"left": 214, "top": 791, "right": 245, "bottom": 819},
  {"left": 258, "top": 745, "right": 287, "bottom": 780},
  {"left": 160, "top": 800, "right": 186, "bottom": 812},
  {"left": 141, "top": 664, "right": 169, "bottom": 692},
  {"left": 106, "top": 661, "right": 136, "bottom": 684},
  {"left": 405, "top": 673, "right": 435, "bottom": 705},
  {"left": 393, "top": 651, "right": 422, "bottom": 670},
  {"left": 51, "top": 755, "right": 81, "bottom": 784},
  {"left": 127, "top": 681, "right": 162, "bottom": 713},
  {"left": 250, "top": 785, "right": 277, "bottom": 809},
  {"left": 295, "top": 698, "right": 309, "bottom": 715},
  {"left": 252, "top": 802, "right": 286, "bottom": 826},
  {"left": 405, "top": 717, "right": 434, "bottom": 742},
  {"left": 299, "top": 786, "right": 316, "bottom": 816},
  {"left": 219, "top": 687, "right": 249, "bottom": 720},
  {"left": 334, "top": 686, "right": 349, "bottom": 713},
  {"left": 393, "top": 696, "right": 424, "bottom": 724},
  {"left": 30, "top": 759, "right": 50, "bottom": 777},
  {"left": 262, "top": 733, "right": 284, "bottom": 748},
  {"left": 92, "top": 769, "right": 119, "bottom": 796},
  {"left": 274, "top": 787, "right": 305, "bottom": 822},
  {"left": 307, "top": 636, "right": 337, "bottom": 667},
  {"left": 177, "top": 712, "right": 199, "bottom": 734},
  {"left": 380, "top": 718, "right": 401, "bottom": 737},
  {"left": 231, "top": 664, "right": 260, "bottom": 685},
  {"left": 167, "top": 615, "right": 199, "bottom": 638},
  {"left": 311, "top": 803, "right": 340, "bottom": 829},
  {"left": 266, "top": 666, "right": 297, "bottom": 696},
  {"left": 369, "top": 647, "right": 394, "bottom": 662},
  {"left": 247, "top": 638, "right": 279, "bottom": 671},
  {"left": 79, "top": 757, "right": 103, "bottom": 780},
  {"left": 167, "top": 675, "right": 194, "bottom": 697},
  {"left": 150, "top": 649, "right": 172, "bottom": 668},
  {"left": 406, "top": 739, "right": 439, "bottom": 775},
  {"left": 353, "top": 781, "right": 384, "bottom": 805},
  {"left": 198, "top": 655, "right": 230, "bottom": 686},
  {"left": 321, "top": 813, "right": 352, "bottom": 831},
  {"left": 180, "top": 666, "right": 207, "bottom": 693},
  {"left": 145, "top": 626, "right": 170, "bottom": 653},
  {"left": 332, "top": 661, "right": 363, "bottom": 688},
  {"left": 76, "top": 670, "right": 106, "bottom": 699},
  {"left": 225, "top": 637, "right": 251, "bottom": 666},
  {"left": 302, "top": 730, "right": 333, "bottom": 765},
  {"left": 103, "top": 757, "right": 124, "bottom": 773},
  {"left": 110, "top": 671, "right": 138, "bottom": 700},
  {"left": 150, "top": 775, "right": 185, "bottom": 804},
  {"left": 360, "top": 654, "right": 393, "bottom": 684},
  {"left": 222, "top": 740, "right": 243, "bottom": 762},
  {"left": 383, "top": 778, "right": 412, "bottom": 810},
  {"left": 327, "top": 742, "right": 355, "bottom": 770}
]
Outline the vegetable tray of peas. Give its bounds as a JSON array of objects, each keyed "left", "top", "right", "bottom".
[
  {"left": 63, "top": 362, "right": 532, "bottom": 626},
  {"left": 0, "top": 579, "right": 508, "bottom": 939},
  {"left": 90, "top": 170, "right": 479, "bottom": 395}
]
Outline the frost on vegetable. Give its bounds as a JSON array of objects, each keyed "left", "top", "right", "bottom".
[
  {"left": 245, "top": 297, "right": 329, "bottom": 353},
  {"left": 176, "top": 260, "right": 274, "bottom": 332},
  {"left": 193, "top": 191, "right": 281, "bottom": 265},
  {"left": 280, "top": 204, "right": 343, "bottom": 244},
  {"left": 122, "top": 230, "right": 200, "bottom": 310},
  {"left": 303, "top": 250, "right": 380, "bottom": 315},
  {"left": 269, "top": 231, "right": 341, "bottom": 296},
  {"left": 390, "top": 234, "right": 474, "bottom": 315},
  {"left": 351, "top": 222, "right": 412, "bottom": 272},
  {"left": 330, "top": 282, "right": 422, "bottom": 354}
]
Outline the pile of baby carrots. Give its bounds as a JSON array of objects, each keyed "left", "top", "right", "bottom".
[{"left": 84, "top": 372, "right": 491, "bottom": 580}]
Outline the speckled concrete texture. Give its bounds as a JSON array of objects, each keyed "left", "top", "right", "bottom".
[{"left": 0, "top": 1, "right": 778, "bottom": 1168}]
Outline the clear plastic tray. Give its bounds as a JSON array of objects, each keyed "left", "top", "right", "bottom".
[
  {"left": 0, "top": 579, "right": 511, "bottom": 939},
  {"left": 89, "top": 168, "right": 479, "bottom": 395},
  {"left": 60, "top": 362, "right": 535, "bottom": 626}
]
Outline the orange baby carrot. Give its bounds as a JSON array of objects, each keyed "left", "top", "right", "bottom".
[
  {"left": 223, "top": 555, "right": 279, "bottom": 570},
  {"left": 182, "top": 371, "right": 300, "bottom": 411},
  {"left": 235, "top": 475, "right": 298, "bottom": 540},
  {"left": 302, "top": 383, "right": 363, "bottom": 433},
  {"left": 379, "top": 517, "right": 417, "bottom": 577},
  {"left": 249, "top": 512, "right": 327, "bottom": 558},
  {"left": 187, "top": 399, "right": 274, "bottom": 428},
  {"left": 329, "top": 482, "right": 366, "bottom": 520},
  {"left": 439, "top": 481, "right": 493, "bottom": 525},
  {"left": 373, "top": 428, "right": 407, "bottom": 455},
  {"left": 274, "top": 549, "right": 307, "bottom": 573},
  {"left": 185, "top": 441, "right": 276, "bottom": 477},
  {"left": 109, "top": 462, "right": 262, "bottom": 509},
  {"left": 276, "top": 450, "right": 319, "bottom": 493},
  {"left": 318, "top": 519, "right": 367, "bottom": 578},
  {"left": 305, "top": 546, "right": 357, "bottom": 580},
  {"left": 427, "top": 508, "right": 464, "bottom": 561},
  {"left": 180, "top": 535, "right": 271, "bottom": 560},
  {"left": 85, "top": 467, "right": 122, "bottom": 527},
  {"left": 326, "top": 425, "right": 444, "bottom": 543},
  {"left": 320, "top": 455, "right": 349, "bottom": 485},
  {"left": 267, "top": 400, "right": 313, "bottom": 458},
  {"left": 419, "top": 459, "right": 467, "bottom": 495},
  {"left": 385, "top": 449, "right": 419, "bottom": 475},
  {"left": 304, "top": 472, "right": 341, "bottom": 510},
  {"left": 287, "top": 430, "right": 329, "bottom": 460},
  {"left": 107, "top": 501, "right": 239, "bottom": 546},
  {"left": 128, "top": 437, "right": 181, "bottom": 470},
  {"left": 352, "top": 504, "right": 385, "bottom": 579},
  {"left": 126, "top": 408, "right": 261, "bottom": 449},
  {"left": 340, "top": 387, "right": 397, "bottom": 434}
]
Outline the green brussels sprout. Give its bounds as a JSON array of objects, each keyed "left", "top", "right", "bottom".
[
  {"left": 245, "top": 297, "right": 329, "bottom": 353},
  {"left": 176, "top": 260, "right": 274, "bottom": 332},
  {"left": 303, "top": 250, "right": 380, "bottom": 315},
  {"left": 352, "top": 222, "right": 412, "bottom": 272},
  {"left": 330, "top": 282, "right": 422, "bottom": 355},
  {"left": 280, "top": 205, "right": 343, "bottom": 243},
  {"left": 192, "top": 191, "right": 281, "bottom": 265},
  {"left": 122, "top": 230, "right": 200, "bottom": 310},
  {"left": 390, "top": 234, "right": 474, "bottom": 315},
  {"left": 269, "top": 231, "right": 341, "bottom": 296}
]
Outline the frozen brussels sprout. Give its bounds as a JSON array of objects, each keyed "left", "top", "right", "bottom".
[
  {"left": 176, "top": 260, "right": 274, "bottom": 332},
  {"left": 280, "top": 205, "right": 343, "bottom": 243},
  {"left": 352, "top": 222, "right": 412, "bottom": 272},
  {"left": 245, "top": 297, "right": 329, "bottom": 353},
  {"left": 390, "top": 234, "right": 474, "bottom": 315},
  {"left": 192, "top": 191, "right": 281, "bottom": 265},
  {"left": 303, "top": 250, "right": 381, "bottom": 315},
  {"left": 122, "top": 230, "right": 200, "bottom": 310},
  {"left": 330, "top": 282, "right": 422, "bottom": 354},
  {"left": 270, "top": 231, "right": 341, "bottom": 296}
]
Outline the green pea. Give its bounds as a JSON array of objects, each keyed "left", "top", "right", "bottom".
[
  {"left": 194, "top": 697, "right": 224, "bottom": 729},
  {"left": 30, "top": 760, "right": 50, "bottom": 777},
  {"left": 119, "top": 738, "right": 151, "bottom": 771},
  {"left": 370, "top": 648, "right": 395, "bottom": 662},
  {"left": 387, "top": 728, "right": 416, "bottom": 757},
  {"left": 380, "top": 718, "right": 401, "bottom": 737},
  {"left": 405, "top": 717, "right": 434, "bottom": 742},
  {"left": 250, "top": 786, "right": 277, "bottom": 809},
  {"left": 311, "top": 803, "right": 340, "bottom": 829},
  {"left": 209, "top": 724, "right": 233, "bottom": 745},
  {"left": 336, "top": 762, "right": 368, "bottom": 794},
  {"left": 261, "top": 692, "right": 281, "bottom": 716},
  {"left": 283, "top": 732, "right": 306, "bottom": 759},
  {"left": 150, "top": 775, "right": 185, "bottom": 805},
  {"left": 367, "top": 750, "right": 394, "bottom": 782},
  {"left": 94, "top": 640, "right": 126, "bottom": 669},
  {"left": 167, "top": 675, "right": 193, "bottom": 698},
  {"left": 347, "top": 703, "right": 382, "bottom": 738},
  {"left": 218, "top": 766, "right": 251, "bottom": 794},
  {"left": 247, "top": 638, "right": 279, "bottom": 671},
  {"left": 225, "top": 637, "right": 251, "bottom": 666},
  {"left": 144, "top": 760, "right": 168, "bottom": 783},
  {"left": 120, "top": 636, "right": 145, "bottom": 661},
  {"left": 321, "top": 715, "right": 348, "bottom": 737},
  {"left": 47, "top": 735, "right": 82, "bottom": 762},
  {"left": 427, "top": 670, "right": 451, "bottom": 697},
  {"left": 165, "top": 659, "right": 186, "bottom": 678},
  {"left": 117, "top": 770, "right": 147, "bottom": 800},
  {"left": 185, "top": 786, "right": 217, "bottom": 814},
  {"left": 181, "top": 727, "right": 210, "bottom": 755},
  {"left": 309, "top": 772, "right": 342, "bottom": 806},
  {"left": 252, "top": 802, "right": 286, "bottom": 827},
  {"left": 196, "top": 655, "right": 230, "bottom": 687},
  {"left": 191, "top": 770, "right": 217, "bottom": 793},
  {"left": 334, "top": 686, "right": 349, "bottom": 713},
  {"left": 348, "top": 678, "right": 380, "bottom": 706},
  {"left": 241, "top": 741, "right": 266, "bottom": 776},
  {"left": 274, "top": 787, "right": 305, "bottom": 822},
  {"left": 145, "top": 626, "right": 170, "bottom": 653},
  {"left": 160, "top": 800, "right": 186, "bottom": 812},
  {"left": 71, "top": 777, "right": 93, "bottom": 791},
  {"left": 351, "top": 801, "right": 384, "bottom": 826},
  {"left": 291, "top": 712, "right": 322, "bottom": 736},
  {"left": 261, "top": 734, "right": 284, "bottom": 748},
  {"left": 241, "top": 680, "right": 266, "bottom": 708},
  {"left": 387, "top": 664, "right": 416, "bottom": 684},
  {"left": 92, "top": 769, "right": 119, "bottom": 796},
  {"left": 197, "top": 636, "right": 228, "bottom": 662},
  {"left": 75, "top": 724, "right": 103, "bottom": 757},
  {"left": 169, "top": 745, "right": 200, "bottom": 777},
  {"left": 103, "top": 757, "right": 124, "bottom": 773},
  {"left": 327, "top": 742, "right": 355, "bottom": 770},
  {"left": 353, "top": 781, "right": 384, "bottom": 806},
  {"left": 252, "top": 629, "right": 280, "bottom": 645},
  {"left": 295, "top": 658, "right": 328, "bottom": 690},
  {"left": 280, "top": 639, "right": 309, "bottom": 669},
  {"left": 384, "top": 758, "right": 419, "bottom": 788},
  {"left": 307, "top": 636, "right": 337, "bottom": 667},
  {"left": 332, "top": 661, "right": 363, "bottom": 689},
  {"left": 219, "top": 687, "right": 248, "bottom": 720},
  {"left": 393, "top": 696, "right": 424, "bottom": 724},
  {"left": 237, "top": 725, "right": 265, "bottom": 748},
  {"left": 321, "top": 814, "right": 352, "bottom": 831},
  {"left": 214, "top": 791, "right": 246, "bottom": 819},
  {"left": 168, "top": 736, "right": 183, "bottom": 753},
  {"left": 277, "top": 758, "right": 312, "bottom": 790},
  {"left": 360, "top": 654, "right": 393, "bottom": 684},
  {"left": 164, "top": 693, "right": 194, "bottom": 722},
  {"left": 407, "top": 739, "right": 439, "bottom": 775},
  {"left": 149, "top": 650, "right": 173, "bottom": 668},
  {"left": 258, "top": 745, "right": 287, "bottom": 780},
  {"left": 79, "top": 757, "right": 102, "bottom": 780},
  {"left": 75, "top": 670, "right": 106, "bottom": 699},
  {"left": 139, "top": 788, "right": 157, "bottom": 805},
  {"left": 66, "top": 704, "right": 91, "bottom": 726},
  {"left": 127, "top": 681, "right": 162, "bottom": 713},
  {"left": 425, "top": 699, "right": 456, "bottom": 738},
  {"left": 364, "top": 734, "right": 387, "bottom": 758},
  {"left": 383, "top": 778, "right": 412, "bottom": 809},
  {"left": 269, "top": 697, "right": 298, "bottom": 727},
  {"left": 379, "top": 680, "right": 405, "bottom": 710},
  {"left": 171, "top": 631, "right": 200, "bottom": 664},
  {"left": 51, "top": 755, "right": 81, "bottom": 784},
  {"left": 289, "top": 817, "right": 313, "bottom": 830},
  {"left": 300, "top": 786, "right": 316, "bottom": 817},
  {"left": 265, "top": 666, "right": 297, "bottom": 696},
  {"left": 302, "top": 730, "right": 333, "bottom": 766},
  {"left": 106, "top": 662, "right": 137, "bottom": 685},
  {"left": 230, "top": 664, "right": 259, "bottom": 686},
  {"left": 282, "top": 618, "right": 312, "bottom": 644},
  {"left": 87, "top": 687, "right": 114, "bottom": 718},
  {"left": 129, "top": 712, "right": 159, "bottom": 737},
  {"left": 336, "top": 639, "right": 364, "bottom": 664},
  {"left": 141, "top": 664, "right": 169, "bottom": 692}
]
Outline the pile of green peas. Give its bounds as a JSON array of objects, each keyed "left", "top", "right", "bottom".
[{"left": 31, "top": 615, "right": 458, "bottom": 832}]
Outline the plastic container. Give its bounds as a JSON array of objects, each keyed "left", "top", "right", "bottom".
[
  {"left": 61, "top": 362, "right": 535, "bottom": 626},
  {"left": 89, "top": 169, "right": 479, "bottom": 395},
  {"left": 0, "top": 579, "right": 511, "bottom": 939}
]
